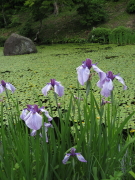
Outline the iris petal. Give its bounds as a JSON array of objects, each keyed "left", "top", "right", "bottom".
[
  {"left": 30, "top": 130, "right": 37, "bottom": 136},
  {"left": 0, "top": 85, "right": 5, "bottom": 94},
  {"left": 44, "top": 122, "right": 53, "bottom": 128},
  {"left": 62, "top": 154, "right": 71, "bottom": 164},
  {"left": 54, "top": 83, "right": 64, "bottom": 97},
  {"left": 24, "top": 111, "right": 32, "bottom": 121},
  {"left": 92, "top": 65, "right": 103, "bottom": 73},
  {"left": 6, "top": 83, "right": 16, "bottom": 93},
  {"left": 20, "top": 109, "right": 28, "bottom": 120},
  {"left": 25, "top": 112, "right": 42, "bottom": 130},
  {"left": 42, "top": 84, "right": 52, "bottom": 96},
  {"left": 76, "top": 153, "right": 87, "bottom": 162},
  {"left": 115, "top": 75, "right": 127, "bottom": 90},
  {"left": 97, "top": 72, "right": 106, "bottom": 88},
  {"left": 70, "top": 147, "right": 76, "bottom": 154},
  {"left": 40, "top": 109, "right": 53, "bottom": 121},
  {"left": 76, "top": 66, "right": 90, "bottom": 85},
  {"left": 101, "top": 79, "right": 113, "bottom": 97}
]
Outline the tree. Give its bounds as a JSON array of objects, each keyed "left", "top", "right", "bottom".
[
  {"left": 24, "top": 0, "right": 74, "bottom": 40},
  {"left": 0, "top": 0, "right": 10, "bottom": 27},
  {"left": 24, "top": 0, "right": 53, "bottom": 21},
  {"left": 24, "top": 0, "right": 53, "bottom": 40},
  {"left": 52, "top": 0, "right": 74, "bottom": 15},
  {"left": 0, "top": 0, "right": 25, "bottom": 27},
  {"left": 73, "top": 0, "right": 108, "bottom": 27}
]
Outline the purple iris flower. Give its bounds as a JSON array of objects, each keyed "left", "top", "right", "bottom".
[
  {"left": 0, "top": 80, "right": 16, "bottom": 93},
  {"left": 42, "top": 79, "right": 64, "bottom": 97},
  {"left": 31, "top": 122, "right": 53, "bottom": 142},
  {"left": 20, "top": 104, "right": 53, "bottom": 130},
  {"left": 101, "top": 98, "right": 111, "bottom": 106},
  {"left": 76, "top": 58, "right": 99, "bottom": 85},
  {"left": 62, "top": 148, "right": 87, "bottom": 164},
  {"left": 95, "top": 70, "right": 127, "bottom": 97}
]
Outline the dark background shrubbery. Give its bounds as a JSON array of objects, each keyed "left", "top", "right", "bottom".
[
  {"left": 77, "top": 0, "right": 108, "bottom": 27},
  {"left": 1, "top": 0, "right": 135, "bottom": 46},
  {"left": 0, "top": 14, "right": 11, "bottom": 28},
  {"left": 19, "top": 19, "right": 35, "bottom": 38},
  {"left": 0, "top": 36, "right": 7, "bottom": 47},
  {"left": 126, "top": 0, "right": 135, "bottom": 13},
  {"left": 88, "top": 27, "right": 111, "bottom": 43},
  {"left": 88, "top": 26, "right": 135, "bottom": 45}
]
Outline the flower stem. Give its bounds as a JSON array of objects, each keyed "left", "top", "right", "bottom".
[{"left": 86, "top": 80, "right": 91, "bottom": 97}]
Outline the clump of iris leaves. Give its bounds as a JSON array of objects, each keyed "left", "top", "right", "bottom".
[{"left": 0, "top": 43, "right": 135, "bottom": 180}]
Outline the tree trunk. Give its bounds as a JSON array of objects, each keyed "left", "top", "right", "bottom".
[
  {"left": 53, "top": 1, "right": 59, "bottom": 16},
  {"left": 1, "top": 6, "right": 7, "bottom": 27},
  {"left": 34, "top": 19, "right": 43, "bottom": 42}
]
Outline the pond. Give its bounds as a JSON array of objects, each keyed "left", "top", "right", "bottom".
[{"left": 0, "top": 43, "right": 134, "bottom": 127}]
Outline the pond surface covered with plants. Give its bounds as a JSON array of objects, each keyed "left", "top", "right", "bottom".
[{"left": 0, "top": 43, "right": 134, "bottom": 127}]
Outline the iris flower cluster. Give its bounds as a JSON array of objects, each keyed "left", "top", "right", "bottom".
[
  {"left": 20, "top": 104, "right": 53, "bottom": 142},
  {"left": 62, "top": 148, "right": 87, "bottom": 164},
  {"left": 42, "top": 79, "right": 64, "bottom": 97},
  {"left": 76, "top": 58, "right": 127, "bottom": 97},
  {"left": 0, "top": 57, "right": 127, "bottom": 166},
  {"left": 76, "top": 58, "right": 98, "bottom": 85},
  {"left": 19, "top": 79, "right": 64, "bottom": 141}
]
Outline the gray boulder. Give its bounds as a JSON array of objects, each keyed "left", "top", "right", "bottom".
[{"left": 3, "top": 33, "right": 37, "bottom": 56}]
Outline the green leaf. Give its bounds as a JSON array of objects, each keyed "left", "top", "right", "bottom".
[{"left": 129, "top": 171, "right": 135, "bottom": 178}]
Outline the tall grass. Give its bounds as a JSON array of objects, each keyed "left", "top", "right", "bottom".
[
  {"left": 0, "top": 72, "right": 135, "bottom": 179},
  {"left": 89, "top": 26, "right": 135, "bottom": 45},
  {"left": 109, "top": 32, "right": 135, "bottom": 45}
]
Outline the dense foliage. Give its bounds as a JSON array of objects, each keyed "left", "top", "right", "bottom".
[
  {"left": 88, "top": 27, "right": 111, "bottom": 43},
  {"left": 0, "top": 0, "right": 75, "bottom": 27},
  {"left": 105, "top": 0, "right": 119, "bottom": 1},
  {"left": 0, "top": 0, "right": 133, "bottom": 43},
  {"left": 19, "top": 19, "right": 34, "bottom": 38},
  {"left": 109, "top": 26, "right": 133, "bottom": 45},
  {"left": 88, "top": 26, "right": 135, "bottom": 45},
  {"left": 76, "top": 0, "right": 108, "bottom": 27},
  {"left": 0, "top": 0, "right": 25, "bottom": 27},
  {"left": 126, "top": 0, "right": 135, "bottom": 13},
  {"left": 0, "top": 0, "right": 108, "bottom": 28}
]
